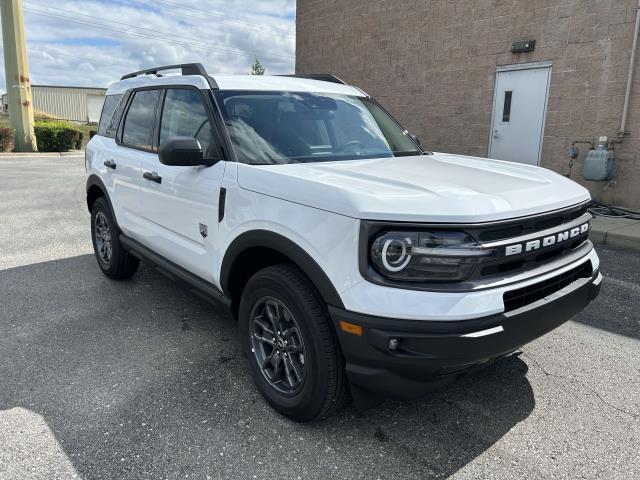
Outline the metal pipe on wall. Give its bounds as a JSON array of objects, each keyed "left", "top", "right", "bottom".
[{"left": 620, "top": 0, "right": 640, "bottom": 137}]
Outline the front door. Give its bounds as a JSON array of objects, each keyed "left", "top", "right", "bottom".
[
  {"left": 138, "top": 87, "right": 226, "bottom": 283},
  {"left": 489, "top": 64, "right": 551, "bottom": 166}
]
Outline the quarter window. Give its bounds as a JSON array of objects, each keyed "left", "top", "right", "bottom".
[
  {"left": 122, "top": 89, "right": 160, "bottom": 150},
  {"left": 97, "top": 94, "right": 122, "bottom": 137},
  {"left": 105, "top": 94, "right": 127, "bottom": 138},
  {"left": 160, "top": 89, "right": 214, "bottom": 157}
]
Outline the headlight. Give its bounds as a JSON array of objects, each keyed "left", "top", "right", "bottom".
[{"left": 370, "top": 230, "right": 495, "bottom": 282}]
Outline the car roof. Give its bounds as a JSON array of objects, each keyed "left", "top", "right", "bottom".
[{"left": 105, "top": 73, "right": 366, "bottom": 97}]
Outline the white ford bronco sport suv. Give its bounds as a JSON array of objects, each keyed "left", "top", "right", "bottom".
[{"left": 86, "top": 63, "right": 602, "bottom": 421}]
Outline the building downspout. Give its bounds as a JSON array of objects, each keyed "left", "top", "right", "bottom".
[{"left": 619, "top": 0, "right": 640, "bottom": 137}]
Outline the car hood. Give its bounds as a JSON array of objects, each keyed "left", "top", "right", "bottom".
[{"left": 236, "top": 153, "right": 591, "bottom": 223}]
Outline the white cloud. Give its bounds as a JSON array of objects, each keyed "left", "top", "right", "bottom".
[{"left": 0, "top": 0, "right": 295, "bottom": 91}]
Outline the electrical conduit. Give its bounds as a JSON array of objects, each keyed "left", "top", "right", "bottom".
[{"left": 620, "top": 0, "right": 640, "bottom": 137}]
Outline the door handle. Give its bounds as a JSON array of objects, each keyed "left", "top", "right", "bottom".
[
  {"left": 104, "top": 159, "right": 116, "bottom": 169},
  {"left": 143, "top": 171, "right": 162, "bottom": 184},
  {"left": 493, "top": 129, "right": 500, "bottom": 139}
]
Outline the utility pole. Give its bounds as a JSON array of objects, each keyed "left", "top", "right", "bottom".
[{"left": 1, "top": 0, "right": 37, "bottom": 151}]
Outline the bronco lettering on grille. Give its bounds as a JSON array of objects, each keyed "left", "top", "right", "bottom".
[{"left": 504, "top": 222, "right": 590, "bottom": 257}]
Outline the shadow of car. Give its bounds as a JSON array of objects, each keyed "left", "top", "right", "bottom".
[{"left": 0, "top": 254, "right": 535, "bottom": 479}]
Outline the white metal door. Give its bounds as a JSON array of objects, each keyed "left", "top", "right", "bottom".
[
  {"left": 86, "top": 94, "right": 105, "bottom": 123},
  {"left": 489, "top": 64, "right": 551, "bottom": 166}
]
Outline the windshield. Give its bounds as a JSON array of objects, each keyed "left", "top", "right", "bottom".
[{"left": 214, "top": 91, "right": 422, "bottom": 164}]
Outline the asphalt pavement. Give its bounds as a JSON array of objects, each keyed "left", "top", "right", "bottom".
[{"left": 0, "top": 155, "right": 638, "bottom": 480}]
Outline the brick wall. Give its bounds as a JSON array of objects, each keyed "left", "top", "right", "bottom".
[{"left": 296, "top": 0, "right": 640, "bottom": 210}]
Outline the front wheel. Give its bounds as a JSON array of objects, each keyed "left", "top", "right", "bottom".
[{"left": 239, "top": 264, "right": 348, "bottom": 422}]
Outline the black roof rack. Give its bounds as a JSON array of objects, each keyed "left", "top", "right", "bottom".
[
  {"left": 278, "top": 74, "right": 347, "bottom": 85},
  {"left": 120, "top": 63, "right": 218, "bottom": 89}
]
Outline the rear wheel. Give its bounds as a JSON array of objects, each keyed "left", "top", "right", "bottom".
[
  {"left": 90, "top": 197, "right": 139, "bottom": 279},
  {"left": 239, "top": 264, "right": 348, "bottom": 422}
]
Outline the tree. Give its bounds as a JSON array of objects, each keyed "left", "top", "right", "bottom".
[{"left": 250, "top": 57, "right": 265, "bottom": 75}]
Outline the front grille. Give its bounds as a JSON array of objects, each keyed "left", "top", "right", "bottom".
[
  {"left": 467, "top": 203, "right": 592, "bottom": 281},
  {"left": 479, "top": 238, "right": 586, "bottom": 278},
  {"left": 477, "top": 205, "right": 588, "bottom": 242},
  {"left": 503, "top": 261, "right": 593, "bottom": 312}
]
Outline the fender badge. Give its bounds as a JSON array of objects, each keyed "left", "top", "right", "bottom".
[{"left": 199, "top": 223, "right": 208, "bottom": 238}]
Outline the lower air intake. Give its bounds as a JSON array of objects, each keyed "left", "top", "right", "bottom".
[{"left": 503, "top": 261, "right": 593, "bottom": 312}]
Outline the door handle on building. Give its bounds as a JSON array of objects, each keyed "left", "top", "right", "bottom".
[{"left": 493, "top": 129, "right": 500, "bottom": 139}]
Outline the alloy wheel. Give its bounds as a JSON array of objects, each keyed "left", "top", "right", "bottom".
[
  {"left": 250, "top": 296, "right": 306, "bottom": 394},
  {"left": 94, "top": 212, "right": 113, "bottom": 264}
]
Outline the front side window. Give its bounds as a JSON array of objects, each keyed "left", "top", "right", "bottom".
[
  {"left": 214, "top": 91, "right": 421, "bottom": 164},
  {"left": 121, "top": 89, "right": 160, "bottom": 150},
  {"left": 160, "top": 88, "right": 214, "bottom": 157}
]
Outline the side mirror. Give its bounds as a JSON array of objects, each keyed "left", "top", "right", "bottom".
[
  {"left": 410, "top": 134, "right": 422, "bottom": 147},
  {"left": 159, "top": 136, "right": 212, "bottom": 167}
]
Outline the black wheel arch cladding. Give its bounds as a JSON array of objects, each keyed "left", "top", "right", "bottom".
[
  {"left": 220, "top": 229, "right": 345, "bottom": 310},
  {"left": 86, "top": 174, "right": 121, "bottom": 231}
]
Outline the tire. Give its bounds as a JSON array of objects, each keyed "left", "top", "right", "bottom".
[
  {"left": 239, "top": 264, "right": 348, "bottom": 422},
  {"left": 90, "top": 197, "right": 139, "bottom": 279}
]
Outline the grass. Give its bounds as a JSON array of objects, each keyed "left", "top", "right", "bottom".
[{"left": 0, "top": 112, "right": 96, "bottom": 150}]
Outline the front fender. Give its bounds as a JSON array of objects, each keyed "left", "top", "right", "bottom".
[{"left": 219, "top": 229, "right": 345, "bottom": 309}]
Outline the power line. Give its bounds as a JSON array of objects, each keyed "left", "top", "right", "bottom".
[
  {"left": 24, "top": 3, "right": 213, "bottom": 49},
  {"left": 149, "top": 0, "right": 295, "bottom": 34},
  {"left": 23, "top": 7, "right": 216, "bottom": 51},
  {"left": 23, "top": 5, "right": 293, "bottom": 61},
  {"left": 24, "top": 1, "right": 293, "bottom": 56},
  {"left": 30, "top": 46, "right": 131, "bottom": 64},
  {"left": 136, "top": 0, "right": 295, "bottom": 36}
]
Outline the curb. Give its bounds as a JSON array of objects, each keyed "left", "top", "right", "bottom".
[
  {"left": 591, "top": 216, "right": 640, "bottom": 252},
  {"left": 0, "top": 151, "right": 84, "bottom": 157}
]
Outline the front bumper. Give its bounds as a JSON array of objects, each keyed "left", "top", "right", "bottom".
[{"left": 329, "top": 268, "right": 602, "bottom": 400}]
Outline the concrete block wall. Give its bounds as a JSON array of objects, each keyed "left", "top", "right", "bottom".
[{"left": 296, "top": 0, "right": 640, "bottom": 210}]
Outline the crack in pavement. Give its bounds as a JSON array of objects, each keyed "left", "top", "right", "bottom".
[
  {"left": 602, "top": 274, "right": 640, "bottom": 294},
  {"left": 521, "top": 352, "right": 639, "bottom": 420},
  {"left": 356, "top": 410, "right": 446, "bottom": 478}
]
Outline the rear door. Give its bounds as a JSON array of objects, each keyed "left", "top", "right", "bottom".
[
  {"left": 138, "top": 87, "right": 226, "bottom": 283},
  {"left": 114, "top": 88, "right": 161, "bottom": 238},
  {"left": 91, "top": 92, "right": 145, "bottom": 236}
]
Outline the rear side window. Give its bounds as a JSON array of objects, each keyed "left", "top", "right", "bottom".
[
  {"left": 160, "top": 88, "right": 214, "bottom": 157},
  {"left": 121, "top": 90, "right": 160, "bottom": 150},
  {"left": 97, "top": 94, "right": 122, "bottom": 137}
]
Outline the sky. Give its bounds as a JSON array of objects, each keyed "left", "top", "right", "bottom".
[{"left": 0, "top": 0, "right": 296, "bottom": 92}]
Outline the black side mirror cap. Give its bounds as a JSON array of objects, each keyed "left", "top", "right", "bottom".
[{"left": 159, "top": 136, "right": 215, "bottom": 167}]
